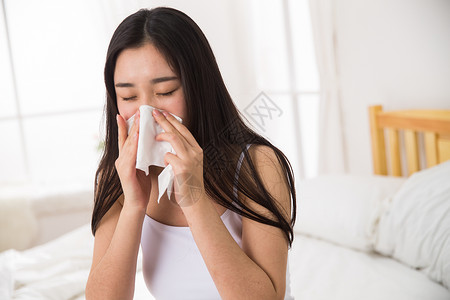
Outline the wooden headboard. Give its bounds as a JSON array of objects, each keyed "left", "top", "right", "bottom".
[{"left": 369, "top": 105, "right": 450, "bottom": 177}]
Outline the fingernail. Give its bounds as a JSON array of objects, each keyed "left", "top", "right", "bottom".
[
  {"left": 153, "top": 109, "right": 161, "bottom": 117},
  {"left": 116, "top": 114, "right": 119, "bottom": 122},
  {"left": 162, "top": 111, "right": 168, "bottom": 117}
]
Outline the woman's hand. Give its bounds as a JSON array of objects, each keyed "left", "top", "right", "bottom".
[
  {"left": 116, "top": 110, "right": 152, "bottom": 212},
  {"left": 153, "top": 109, "right": 205, "bottom": 207}
]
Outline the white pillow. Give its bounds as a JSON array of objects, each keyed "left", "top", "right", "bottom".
[
  {"left": 30, "top": 184, "right": 93, "bottom": 216},
  {"left": 295, "top": 174, "right": 406, "bottom": 251},
  {"left": 0, "top": 196, "right": 38, "bottom": 251},
  {"left": 375, "top": 160, "right": 450, "bottom": 289}
]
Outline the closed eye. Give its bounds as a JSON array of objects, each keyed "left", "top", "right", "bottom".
[
  {"left": 157, "top": 88, "right": 178, "bottom": 96},
  {"left": 122, "top": 96, "right": 137, "bottom": 101}
]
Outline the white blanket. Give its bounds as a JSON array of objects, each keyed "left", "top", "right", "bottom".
[
  {"left": 0, "top": 224, "right": 92, "bottom": 300},
  {"left": 1, "top": 223, "right": 449, "bottom": 300},
  {"left": 290, "top": 235, "right": 450, "bottom": 300},
  {"left": 0, "top": 224, "right": 153, "bottom": 300},
  {"left": 1, "top": 171, "right": 449, "bottom": 299}
]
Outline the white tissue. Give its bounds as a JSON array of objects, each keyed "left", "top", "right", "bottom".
[{"left": 126, "top": 105, "right": 183, "bottom": 203}]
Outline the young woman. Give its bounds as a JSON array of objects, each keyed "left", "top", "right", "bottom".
[{"left": 86, "top": 7, "right": 296, "bottom": 300}]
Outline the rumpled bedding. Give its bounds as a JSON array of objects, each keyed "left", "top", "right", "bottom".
[
  {"left": 1, "top": 223, "right": 449, "bottom": 300},
  {"left": 1, "top": 170, "right": 450, "bottom": 300},
  {"left": 0, "top": 224, "right": 153, "bottom": 300},
  {"left": 0, "top": 224, "right": 92, "bottom": 300}
]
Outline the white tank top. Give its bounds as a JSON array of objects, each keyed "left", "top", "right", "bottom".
[{"left": 140, "top": 144, "right": 294, "bottom": 299}]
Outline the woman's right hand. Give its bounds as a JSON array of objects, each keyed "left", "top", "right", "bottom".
[{"left": 115, "top": 110, "right": 152, "bottom": 212}]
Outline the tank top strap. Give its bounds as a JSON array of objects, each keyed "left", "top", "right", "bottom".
[{"left": 233, "top": 143, "right": 252, "bottom": 202}]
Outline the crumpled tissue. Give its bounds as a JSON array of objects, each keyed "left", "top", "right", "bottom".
[{"left": 126, "top": 105, "right": 182, "bottom": 203}]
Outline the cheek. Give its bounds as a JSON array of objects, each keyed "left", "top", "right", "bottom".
[
  {"left": 117, "top": 102, "right": 138, "bottom": 121},
  {"left": 174, "top": 103, "right": 185, "bottom": 119},
  {"left": 175, "top": 94, "right": 187, "bottom": 121}
]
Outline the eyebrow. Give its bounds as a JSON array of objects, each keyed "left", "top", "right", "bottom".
[
  {"left": 152, "top": 76, "right": 178, "bottom": 84},
  {"left": 115, "top": 76, "right": 178, "bottom": 88}
]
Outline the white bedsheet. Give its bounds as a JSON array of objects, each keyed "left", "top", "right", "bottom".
[
  {"left": 0, "top": 224, "right": 92, "bottom": 300},
  {"left": 1, "top": 224, "right": 449, "bottom": 299},
  {"left": 290, "top": 234, "right": 450, "bottom": 300},
  {"left": 0, "top": 224, "right": 155, "bottom": 300}
]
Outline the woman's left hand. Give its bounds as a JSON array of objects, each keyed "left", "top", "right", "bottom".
[{"left": 153, "top": 109, "right": 205, "bottom": 207}]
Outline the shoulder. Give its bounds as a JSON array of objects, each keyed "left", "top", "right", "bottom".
[
  {"left": 247, "top": 144, "right": 281, "bottom": 169},
  {"left": 246, "top": 145, "right": 288, "bottom": 197},
  {"left": 242, "top": 144, "right": 291, "bottom": 219}
]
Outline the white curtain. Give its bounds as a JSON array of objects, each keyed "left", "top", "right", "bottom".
[
  {"left": 0, "top": 0, "right": 320, "bottom": 185},
  {"left": 309, "top": 0, "right": 347, "bottom": 174}
]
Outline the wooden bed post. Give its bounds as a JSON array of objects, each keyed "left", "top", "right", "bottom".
[
  {"left": 405, "top": 130, "right": 420, "bottom": 175},
  {"left": 387, "top": 128, "right": 402, "bottom": 176},
  {"left": 424, "top": 132, "right": 438, "bottom": 168},
  {"left": 369, "top": 105, "right": 387, "bottom": 175}
]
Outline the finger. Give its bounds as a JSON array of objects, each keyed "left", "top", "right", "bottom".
[
  {"left": 153, "top": 109, "right": 189, "bottom": 146},
  {"left": 115, "top": 128, "right": 139, "bottom": 177},
  {"left": 161, "top": 111, "right": 198, "bottom": 148},
  {"left": 130, "top": 109, "right": 140, "bottom": 135},
  {"left": 119, "top": 116, "right": 139, "bottom": 175},
  {"left": 152, "top": 109, "right": 176, "bottom": 133},
  {"left": 153, "top": 109, "right": 196, "bottom": 152},
  {"left": 118, "top": 112, "right": 139, "bottom": 151},
  {"left": 124, "top": 128, "right": 139, "bottom": 164},
  {"left": 156, "top": 132, "right": 187, "bottom": 159},
  {"left": 164, "top": 152, "right": 182, "bottom": 168},
  {"left": 117, "top": 114, "right": 126, "bottom": 152},
  {"left": 123, "top": 110, "right": 140, "bottom": 151}
]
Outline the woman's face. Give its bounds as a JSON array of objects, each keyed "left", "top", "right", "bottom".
[{"left": 114, "top": 43, "right": 186, "bottom": 122}]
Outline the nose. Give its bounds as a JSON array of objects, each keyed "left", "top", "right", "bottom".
[{"left": 139, "top": 93, "right": 157, "bottom": 109}]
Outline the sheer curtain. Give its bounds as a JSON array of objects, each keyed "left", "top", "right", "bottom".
[
  {"left": 0, "top": 0, "right": 109, "bottom": 187},
  {"left": 0, "top": 0, "right": 320, "bottom": 188},
  {"left": 309, "top": 0, "right": 347, "bottom": 174},
  {"left": 243, "top": 0, "right": 320, "bottom": 179}
]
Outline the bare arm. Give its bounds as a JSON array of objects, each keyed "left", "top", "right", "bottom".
[
  {"left": 182, "top": 146, "right": 290, "bottom": 299},
  {"left": 86, "top": 111, "right": 150, "bottom": 299},
  {"left": 85, "top": 197, "right": 145, "bottom": 300}
]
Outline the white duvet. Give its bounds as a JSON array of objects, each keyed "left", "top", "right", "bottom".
[
  {"left": 0, "top": 224, "right": 92, "bottom": 300},
  {"left": 290, "top": 235, "right": 449, "bottom": 300},
  {"left": 1, "top": 223, "right": 449, "bottom": 300},
  {"left": 1, "top": 169, "right": 450, "bottom": 299},
  {"left": 0, "top": 224, "right": 154, "bottom": 300}
]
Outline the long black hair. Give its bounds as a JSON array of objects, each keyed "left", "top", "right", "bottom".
[{"left": 92, "top": 7, "right": 297, "bottom": 247}]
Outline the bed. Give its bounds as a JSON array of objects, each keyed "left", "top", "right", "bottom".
[{"left": 1, "top": 105, "right": 449, "bottom": 299}]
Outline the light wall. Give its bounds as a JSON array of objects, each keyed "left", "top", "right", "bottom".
[{"left": 335, "top": 0, "right": 450, "bottom": 175}]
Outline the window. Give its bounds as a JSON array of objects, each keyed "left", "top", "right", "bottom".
[
  {"left": 0, "top": 0, "right": 107, "bottom": 186},
  {"left": 0, "top": 0, "right": 320, "bottom": 188},
  {"left": 245, "top": 0, "right": 319, "bottom": 179}
]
